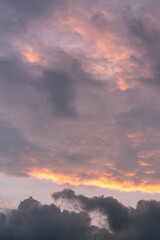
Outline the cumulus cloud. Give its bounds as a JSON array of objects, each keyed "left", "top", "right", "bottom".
[
  {"left": 52, "top": 189, "right": 131, "bottom": 232},
  {"left": 0, "top": 194, "right": 109, "bottom": 240},
  {"left": 1, "top": 190, "right": 160, "bottom": 240}
]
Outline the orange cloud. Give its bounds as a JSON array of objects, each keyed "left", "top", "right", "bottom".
[
  {"left": 138, "top": 150, "right": 160, "bottom": 160},
  {"left": 144, "top": 170, "right": 155, "bottom": 174},
  {"left": 46, "top": 6, "right": 155, "bottom": 93},
  {"left": 138, "top": 161, "right": 152, "bottom": 167},
  {"left": 128, "top": 131, "right": 142, "bottom": 138},
  {"left": 117, "top": 78, "right": 137, "bottom": 91},
  {"left": 23, "top": 51, "right": 40, "bottom": 63},
  {"left": 54, "top": 13, "right": 137, "bottom": 89},
  {"left": 28, "top": 168, "right": 160, "bottom": 193},
  {"left": 22, "top": 45, "right": 43, "bottom": 64}
]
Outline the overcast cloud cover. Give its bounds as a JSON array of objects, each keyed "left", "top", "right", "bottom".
[
  {"left": 1, "top": 0, "right": 160, "bottom": 209},
  {"left": 1, "top": 0, "right": 160, "bottom": 238}
]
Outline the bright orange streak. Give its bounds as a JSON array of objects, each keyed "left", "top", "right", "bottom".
[{"left": 29, "top": 168, "right": 160, "bottom": 193}]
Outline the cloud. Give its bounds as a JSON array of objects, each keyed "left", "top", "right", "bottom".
[
  {"left": 41, "top": 70, "right": 76, "bottom": 118},
  {"left": 117, "top": 103, "right": 160, "bottom": 129},
  {"left": 0, "top": 56, "right": 32, "bottom": 86},
  {"left": 3, "top": 0, "right": 65, "bottom": 19},
  {"left": 52, "top": 189, "right": 131, "bottom": 232},
  {"left": 0, "top": 119, "right": 43, "bottom": 176},
  {"left": 0, "top": 194, "right": 110, "bottom": 240},
  {"left": 52, "top": 189, "right": 160, "bottom": 239},
  {"left": 1, "top": 0, "right": 160, "bottom": 195},
  {"left": 126, "top": 8, "right": 160, "bottom": 87},
  {"left": 1, "top": 190, "right": 160, "bottom": 239}
]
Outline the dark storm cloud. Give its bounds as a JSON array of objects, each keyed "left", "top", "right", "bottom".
[
  {"left": 1, "top": 190, "right": 160, "bottom": 240},
  {"left": 0, "top": 195, "right": 112, "bottom": 240},
  {"left": 52, "top": 189, "right": 131, "bottom": 232},
  {"left": 52, "top": 189, "right": 160, "bottom": 239}
]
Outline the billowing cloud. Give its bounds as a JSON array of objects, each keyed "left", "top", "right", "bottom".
[
  {"left": 1, "top": 190, "right": 160, "bottom": 239},
  {"left": 53, "top": 189, "right": 131, "bottom": 232}
]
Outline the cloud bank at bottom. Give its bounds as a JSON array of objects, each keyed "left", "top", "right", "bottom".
[{"left": 0, "top": 188, "right": 160, "bottom": 240}]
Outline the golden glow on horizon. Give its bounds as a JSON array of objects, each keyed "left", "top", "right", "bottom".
[{"left": 29, "top": 168, "right": 160, "bottom": 193}]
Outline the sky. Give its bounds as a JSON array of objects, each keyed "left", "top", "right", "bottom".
[
  {"left": 1, "top": 0, "right": 160, "bottom": 236},
  {"left": 1, "top": 0, "right": 160, "bottom": 239}
]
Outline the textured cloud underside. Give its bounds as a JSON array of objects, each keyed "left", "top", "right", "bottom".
[{"left": 0, "top": 0, "right": 160, "bottom": 193}]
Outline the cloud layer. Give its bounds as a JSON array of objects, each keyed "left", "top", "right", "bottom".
[
  {"left": 1, "top": 189, "right": 160, "bottom": 240},
  {"left": 1, "top": 0, "right": 160, "bottom": 193}
]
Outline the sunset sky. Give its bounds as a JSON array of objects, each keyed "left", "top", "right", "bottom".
[{"left": 1, "top": 0, "right": 160, "bottom": 212}]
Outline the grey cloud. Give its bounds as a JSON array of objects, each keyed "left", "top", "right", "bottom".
[
  {"left": 2, "top": 0, "right": 160, "bottom": 192},
  {"left": 42, "top": 70, "right": 76, "bottom": 118},
  {"left": 3, "top": 0, "right": 65, "bottom": 19},
  {"left": 90, "top": 12, "right": 108, "bottom": 31},
  {"left": 0, "top": 49, "right": 106, "bottom": 177},
  {"left": 0, "top": 119, "right": 43, "bottom": 176},
  {"left": 1, "top": 190, "right": 160, "bottom": 240},
  {"left": 52, "top": 189, "right": 160, "bottom": 240},
  {"left": 0, "top": 195, "right": 112, "bottom": 240},
  {"left": 0, "top": 57, "right": 31, "bottom": 86},
  {"left": 37, "top": 50, "right": 103, "bottom": 119},
  {"left": 0, "top": 120, "right": 33, "bottom": 153},
  {"left": 127, "top": 14, "right": 160, "bottom": 86},
  {"left": 38, "top": 61, "right": 99, "bottom": 118},
  {"left": 0, "top": 0, "right": 66, "bottom": 43},
  {"left": 52, "top": 189, "right": 131, "bottom": 232},
  {"left": 134, "top": 200, "right": 160, "bottom": 240},
  {"left": 0, "top": 54, "right": 76, "bottom": 118},
  {"left": 128, "top": 19, "right": 157, "bottom": 45},
  {"left": 117, "top": 104, "right": 160, "bottom": 129},
  {"left": 0, "top": 47, "right": 102, "bottom": 119}
]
